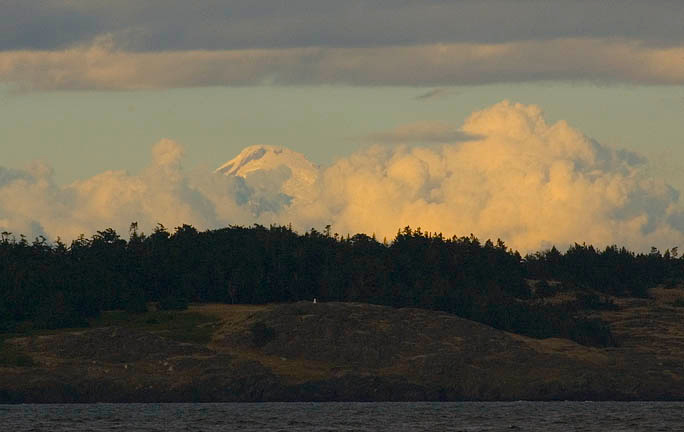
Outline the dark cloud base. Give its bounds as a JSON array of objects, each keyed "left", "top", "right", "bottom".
[{"left": 2, "top": 1, "right": 683, "bottom": 51}]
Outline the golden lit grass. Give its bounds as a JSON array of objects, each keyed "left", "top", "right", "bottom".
[
  {"left": 90, "top": 309, "right": 221, "bottom": 345},
  {"left": 191, "top": 303, "right": 270, "bottom": 346},
  {"left": 509, "top": 335, "right": 612, "bottom": 365},
  {"left": 649, "top": 285, "right": 684, "bottom": 305},
  {"left": 235, "top": 349, "right": 343, "bottom": 384},
  {"left": 189, "top": 303, "right": 268, "bottom": 323},
  {"left": 189, "top": 303, "right": 350, "bottom": 383}
]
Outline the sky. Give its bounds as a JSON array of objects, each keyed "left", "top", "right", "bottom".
[{"left": 1, "top": 1, "right": 683, "bottom": 253}]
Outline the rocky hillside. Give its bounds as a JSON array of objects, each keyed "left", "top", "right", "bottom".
[{"left": 1, "top": 291, "right": 684, "bottom": 402}]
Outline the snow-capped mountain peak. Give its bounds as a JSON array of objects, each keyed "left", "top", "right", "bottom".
[{"left": 216, "top": 145, "right": 319, "bottom": 202}]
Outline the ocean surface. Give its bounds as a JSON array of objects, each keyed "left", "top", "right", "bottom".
[{"left": 1, "top": 401, "right": 682, "bottom": 431}]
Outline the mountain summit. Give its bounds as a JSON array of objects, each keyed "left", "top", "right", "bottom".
[{"left": 216, "top": 145, "right": 319, "bottom": 203}]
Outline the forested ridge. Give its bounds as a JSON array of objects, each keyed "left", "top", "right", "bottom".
[{"left": 1, "top": 223, "right": 683, "bottom": 347}]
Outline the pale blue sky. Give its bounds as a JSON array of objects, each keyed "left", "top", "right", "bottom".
[{"left": 2, "top": 83, "right": 682, "bottom": 192}]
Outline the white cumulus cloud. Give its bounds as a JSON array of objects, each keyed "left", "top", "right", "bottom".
[
  {"left": 296, "top": 101, "right": 683, "bottom": 251},
  {"left": 0, "top": 102, "right": 682, "bottom": 253}
]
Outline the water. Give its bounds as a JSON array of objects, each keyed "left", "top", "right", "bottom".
[{"left": 0, "top": 402, "right": 682, "bottom": 431}]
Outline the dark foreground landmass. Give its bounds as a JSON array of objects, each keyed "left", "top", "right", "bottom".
[{"left": 1, "top": 289, "right": 684, "bottom": 403}]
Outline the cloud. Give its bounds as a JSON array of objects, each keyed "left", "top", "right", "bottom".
[
  {"left": 0, "top": 102, "right": 682, "bottom": 253},
  {"left": 3, "top": 1, "right": 684, "bottom": 51},
  {"left": 0, "top": 139, "right": 241, "bottom": 241},
  {"left": 414, "top": 88, "right": 452, "bottom": 100},
  {"left": 304, "top": 101, "right": 684, "bottom": 252},
  {"left": 365, "top": 121, "right": 479, "bottom": 144},
  {"left": 152, "top": 138, "right": 184, "bottom": 167},
  {"left": 1, "top": 38, "right": 684, "bottom": 90}
]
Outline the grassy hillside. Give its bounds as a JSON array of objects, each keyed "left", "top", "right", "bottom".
[{"left": 1, "top": 288, "right": 684, "bottom": 402}]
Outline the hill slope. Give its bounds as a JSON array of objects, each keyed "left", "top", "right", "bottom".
[{"left": 1, "top": 297, "right": 684, "bottom": 402}]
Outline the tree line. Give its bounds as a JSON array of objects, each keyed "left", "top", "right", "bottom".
[{"left": 1, "top": 223, "right": 682, "bottom": 347}]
